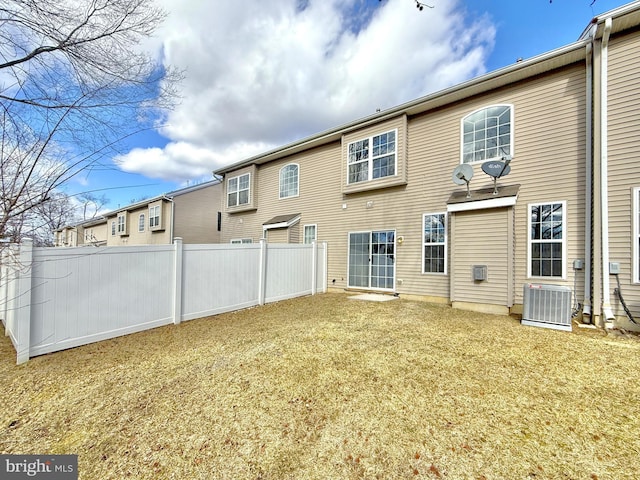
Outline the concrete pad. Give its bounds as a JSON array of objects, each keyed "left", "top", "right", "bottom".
[{"left": 348, "top": 293, "right": 398, "bottom": 302}]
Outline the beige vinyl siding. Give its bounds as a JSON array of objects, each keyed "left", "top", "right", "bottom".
[
  {"left": 451, "top": 208, "right": 509, "bottom": 306},
  {"left": 267, "top": 229, "right": 288, "bottom": 243},
  {"left": 221, "top": 62, "right": 586, "bottom": 306},
  {"left": 173, "top": 183, "right": 222, "bottom": 244},
  {"left": 222, "top": 142, "right": 352, "bottom": 288},
  {"left": 607, "top": 30, "right": 640, "bottom": 322}
]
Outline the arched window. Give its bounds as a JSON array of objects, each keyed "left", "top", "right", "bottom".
[
  {"left": 279, "top": 164, "right": 299, "bottom": 199},
  {"left": 461, "top": 105, "right": 513, "bottom": 163}
]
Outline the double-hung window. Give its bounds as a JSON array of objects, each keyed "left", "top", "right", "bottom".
[
  {"left": 138, "top": 214, "right": 145, "bottom": 232},
  {"left": 117, "top": 214, "right": 126, "bottom": 234},
  {"left": 279, "top": 164, "right": 299, "bottom": 199},
  {"left": 111, "top": 221, "right": 116, "bottom": 236},
  {"left": 348, "top": 130, "right": 396, "bottom": 184},
  {"left": 528, "top": 201, "right": 566, "bottom": 278},
  {"left": 228, "top": 173, "right": 250, "bottom": 207},
  {"left": 423, "top": 213, "right": 447, "bottom": 274},
  {"left": 149, "top": 206, "right": 160, "bottom": 228},
  {"left": 303, "top": 224, "right": 317, "bottom": 244},
  {"left": 462, "top": 105, "right": 513, "bottom": 163}
]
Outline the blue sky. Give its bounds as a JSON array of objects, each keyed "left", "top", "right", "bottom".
[{"left": 69, "top": 0, "right": 628, "bottom": 213}]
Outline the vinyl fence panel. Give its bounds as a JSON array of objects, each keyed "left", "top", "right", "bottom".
[
  {"left": 1, "top": 239, "right": 327, "bottom": 363},
  {"left": 264, "top": 244, "right": 314, "bottom": 303},
  {"left": 28, "top": 245, "right": 175, "bottom": 357},
  {"left": 181, "top": 243, "right": 261, "bottom": 321}
]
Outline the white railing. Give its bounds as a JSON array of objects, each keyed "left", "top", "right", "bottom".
[{"left": 0, "top": 238, "right": 327, "bottom": 364}]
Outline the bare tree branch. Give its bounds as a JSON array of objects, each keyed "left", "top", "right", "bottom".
[{"left": 0, "top": 0, "right": 181, "bottom": 244}]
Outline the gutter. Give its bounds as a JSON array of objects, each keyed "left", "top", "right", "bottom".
[{"left": 600, "top": 17, "right": 615, "bottom": 321}]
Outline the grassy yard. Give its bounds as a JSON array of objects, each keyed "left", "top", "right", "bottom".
[{"left": 2, "top": 293, "right": 640, "bottom": 479}]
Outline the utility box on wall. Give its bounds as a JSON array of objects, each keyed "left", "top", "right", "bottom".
[{"left": 473, "top": 265, "right": 487, "bottom": 281}]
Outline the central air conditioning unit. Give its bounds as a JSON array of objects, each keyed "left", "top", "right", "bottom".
[{"left": 522, "top": 284, "right": 572, "bottom": 331}]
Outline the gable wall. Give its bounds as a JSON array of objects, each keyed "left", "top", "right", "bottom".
[{"left": 173, "top": 183, "right": 223, "bottom": 244}]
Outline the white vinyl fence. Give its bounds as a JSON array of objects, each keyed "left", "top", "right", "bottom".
[{"left": 0, "top": 238, "right": 327, "bottom": 364}]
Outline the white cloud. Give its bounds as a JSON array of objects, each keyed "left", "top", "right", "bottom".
[
  {"left": 114, "top": 141, "right": 272, "bottom": 181},
  {"left": 118, "top": 0, "right": 495, "bottom": 179}
]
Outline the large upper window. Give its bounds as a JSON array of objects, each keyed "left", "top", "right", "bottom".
[
  {"left": 462, "top": 105, "right": 513, "bottom": 164},
  {"left": 279, "top": 164, "right": 299, "bottom": 199},
  {"left": 528, "top": 201, "right": 566, "bottom": 278},
  {"left": 228, "top": 173, "right": 250, "bottom": 207},
  {"left": 348, "top": 130, "right": 396, "bottom": 184},
  {"left": 423, "top": 213, "right": 447, "bottom": 274}
]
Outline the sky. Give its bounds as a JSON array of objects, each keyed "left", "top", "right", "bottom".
[{"left": 69, "top": 0, "right": 629, "bottom": 212}]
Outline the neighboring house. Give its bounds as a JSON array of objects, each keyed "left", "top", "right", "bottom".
[
  {"left": 104, "top": 180, "right": 222, "bottom": 246},
  {"left": 54, "top": 225, "right": 78, "bottom": 247},
  {"left": 55, "top": 179, "right": 223, "bottom": 247},
  {"left": 54, "top": 217, "right": 108, "bottom": 247},
  {"left": 214, "top": 2, "right": 640, "bottom": 330}
]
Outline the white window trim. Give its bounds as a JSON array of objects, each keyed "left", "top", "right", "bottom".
[
  {"left": 633, "top": 187, "right": 640, "bottom": 283},
  {"left": 303, "top": 224, "right": 317, "bottom": 244},
  {"left": 279, "top": 163, "right": 300, "bottom": 199},
  {"left": 527, "top": 200, "right": 567, "bottom": 280},
  {"left": 111, "top": 221, "right": 115, "bottom": 236},
  {"left": 347, "top": 129, "right": 398, "bottom": 185},
  {"left": 138, "top": 213, "right": 145, "bottom": 232},
  {"left": 460, "top": 104, "right": 514, "bottom": 164},
  {"left": 227, "top": 173, "right": 251, "bottom": 207},
  {"left": 422, "top": 212, "right": 447, "bottom": 275}
]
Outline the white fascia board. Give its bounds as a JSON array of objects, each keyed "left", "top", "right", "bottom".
[
  {"left": 447, "top": 196, "right": 518, "bottom": 213},
  {"left": 262, "top": 215, "right": 302, "bottom": 231}
]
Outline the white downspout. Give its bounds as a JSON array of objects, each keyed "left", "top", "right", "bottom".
[
  {"left": 600, "top": 17, "right": 615, "bottom": 321},
  {"left": 583, "top": 38, "right": 594, "bottom": 318},
  {"left": 170, "top": 198, "right": 175, "bottom": 243}
]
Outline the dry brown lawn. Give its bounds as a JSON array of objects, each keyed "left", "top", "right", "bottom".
[{"left": 2, "top": 292, "right": 640, "bottom": 479}]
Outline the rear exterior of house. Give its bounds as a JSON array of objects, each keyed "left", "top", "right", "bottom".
[{"left": 215, "top": 2, "right": 640, "bottom": 330}]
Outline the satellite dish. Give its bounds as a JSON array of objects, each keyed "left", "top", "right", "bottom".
[
  {"left": 452, "top": 164, "right": 474, "bottom": 198},
  {"left": 452, "top": 164, "right": 474, "bottom": 185},
  {"left": 482, "top": 157, "right": 512, "bottom": 195},
  {"left": 481, "top": 160, "right": 511, "bottom": 178}
]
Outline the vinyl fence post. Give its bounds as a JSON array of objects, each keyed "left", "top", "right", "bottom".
[
  {"left": 16, "top": 239, "right": 33, "bottom": 364},
  {"left": 311, "top": 241, "right": 317, "bottom": 295},
  {"left": 173, "top": 237, "right": 183, "bottom": 325},
  {"left": 321, "top": 242, "right": 328, "bottom": 293},
  {"left": 258, "top": 239, "right": 267, "bottom": 305},
  {"left": 0, "top": 248, "right": 8, "bottom": 333}
]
